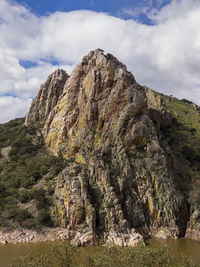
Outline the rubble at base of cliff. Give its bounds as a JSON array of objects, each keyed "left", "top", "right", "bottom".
[
  {"left": 1, "top": 49, "right": 200, "bottom": 246},
  {"left": 0, "top": 227, "right": 144, "bottom": 247}
]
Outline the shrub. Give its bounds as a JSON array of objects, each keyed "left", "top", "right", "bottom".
[
  {"left": 181, "top": 99, "right": 193, "bottom": 105},
  {"left": 37, "top": 209, "right": 52, "bottom": 226},
  {"left": 17, "top": 189, "right": 32, "bottom": 203},
  {"left": 0, "top": 118, "right": 66, "bottom": 227},
  {"left": 21, "top": 218, "right": 37, "bottom": 228},
  {"left": 182, "top": 145, "right": 200, "bottom": 162},
  {"left": 11, "top": 243, "right": 200, "bottom": 267},
  {"left": 11, "top": 241, "right": 78, "bottom": 267},
  {"left": 4, "top": 204, "right": 32, "bottom": 224},
  {"left": 15, "top": 209, "right": 32, "bottom": 224},
  {"left": 11, "top": 252, "right": 53, "bottom": 267}
]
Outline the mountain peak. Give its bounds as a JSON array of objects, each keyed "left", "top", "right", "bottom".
[
  {"left": 79, "top": 49, "right": 134, "bottom": 83},
  {"left": 23, "top": 50, "right": 190, "bottom": 245},
  {"left": 25, "top": 68, "right": 69, "bottom": 126},
  {"left": 42, "top": 49, "right": 142, "bottom": 157}
]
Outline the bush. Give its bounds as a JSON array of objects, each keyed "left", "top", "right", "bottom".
[
  {"left": 86, "top": 244, "right": 174, "bottom": 267},
  {"left": 30, "top": 188, "right": 47, "bottom": 209},
  {"left": 0, "top": 118, "right": 66, "bottom": 228},
  {"left": 11, "top": 243, "right": 200, "bottom": 267},
  {"left": 50, "top": 241, "right": 78, "bottom": 267},
  {"left": 15, "top": 209, "right": 32, "bottom": 224},
  {"left": 183, "top": 145, "right": 200, "bottom": 162},
  {"left": 4, "top": 204, "right": 32, "bottom": 224},
  {"left": 11, "top": 252, "right": 52, "bottom": 267},
  {"left": 11, "top": 241, "right": 78, "bottom": 267},
  {"left": 17, "top": 189, "right": 32, "bottom": 203},
  {"left": 9, "top": 137, "right": 37, "bottom": 161},
  {"left": 181, "top": 99, "right": 193, "bottom": 105},
  {"left": 37, "top": 209, "right": 52, "bottom": 226},
  {"left": 21, "top": 218, "right": 37, "bottom": 228}
]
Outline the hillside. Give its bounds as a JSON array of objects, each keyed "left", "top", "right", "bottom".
[{"left": 0, "top": 49, "right": 200, "bottom": 245}]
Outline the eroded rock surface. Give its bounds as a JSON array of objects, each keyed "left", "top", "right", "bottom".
[
  {"left": 24, "top": 49, "right": 192, "bottom": 245},
  {"left": 25, "top": 69, "right": 69, "bottom": 126}
]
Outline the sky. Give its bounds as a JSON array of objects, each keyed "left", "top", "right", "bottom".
[{"left": 0, "top": 0, "right": 200, "bottom": 123}]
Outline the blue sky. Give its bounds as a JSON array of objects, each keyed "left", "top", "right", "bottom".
[
  {"left": 15, "top": 0, "right": 171, "bottom": 23},
  {"left": 0, "top": 0, "right": 199, "bottom": 122}
]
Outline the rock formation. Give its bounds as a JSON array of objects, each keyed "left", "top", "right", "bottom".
[
  {"left": 23, "top": 49, "right": 198, "bottom": 245},
  {"left": 25, "top": 69, "right": 69, "bottom": 126}
]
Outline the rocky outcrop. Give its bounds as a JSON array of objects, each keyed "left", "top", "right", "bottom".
[
  {"left": 0, "top": 146, "right": 11, "bottom": 164},
  {"left": 0, "top": 227, "right": 94, "bottom": 245},
  {"left": 106, "top": 230, "right": 144, "bottom": 246},
  {"left": 185, "top": 204, "right": 200, "bottom": 241},
  {"left": 0, "top": 227, "right": 143, "bottom": 246},
  {"left": 25, "top": 69, "right": 69, "bottom": 126},
  {"left": 24, "top": 49, "right": 193, "bottom": 245},
  {"left": 185, "top": 227, "right": 200, "bottom": 241},
  {"left": 144, "top": 86, "right": 172, "bottom": 129}
]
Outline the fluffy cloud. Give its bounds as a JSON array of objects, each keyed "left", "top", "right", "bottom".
[
  {"left": 0, "top": 0, "right": 200, "bottom": 122},
  {"left": 148, "top": 0, "right": 200, "bottom": 23},
  {"left": 0, "top": 96, "right": 32, "bottom": 123},
  {"left": 120, "top": 0, "right": 170, "bottom": 21}
]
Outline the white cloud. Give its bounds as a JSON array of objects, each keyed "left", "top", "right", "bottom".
[
  {"left": 0, "top": 96, "right": 32, "bottom": 123},
  {"left": 0, "top": 0, "right": 200, "bottom": 122},
  {"left": 120, "top": 0, "right": 169, "bottom": 21},
  {"left": 148, "top": 0, "right": 200, "bottom": 24}
]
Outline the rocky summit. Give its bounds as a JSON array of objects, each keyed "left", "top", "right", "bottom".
[{"left": 1, "top": 49, "right": 200, "bottom": 246}]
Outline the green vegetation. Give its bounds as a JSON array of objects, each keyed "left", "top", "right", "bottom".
[
  {"left": 11, "top": 241, "right": 199, "bottom": 267},
  {"left": 0, "top": 118, "right": 66, "bottom": 228},
  {"left": 11, "top": 241, "right": 78, "bottom": 267},
  {"left": 158, "top": 96, "right": 200, "bottom": 227},
  {"left": 165, "top": 98, "right": 200, "bottom": 169},
  {"left": 180, "top": 99, "right": 194, "bottom": 105},
  {"left": 0, "top": 118, "right": 26, "bottom": 149}
]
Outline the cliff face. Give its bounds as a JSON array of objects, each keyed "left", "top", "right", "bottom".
[
  {"left": 25, "top": 69, "right": 69, "bottom": 126},
  {"left": 23, "top": 49, "right": 200, "bottom": 245}
]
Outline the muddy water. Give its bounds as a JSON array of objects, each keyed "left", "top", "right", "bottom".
[
  {"left": 0, "top": 241, "right": 53, "bottom": 267},
  {"left": 0, "top": 238, "right": 200, "bottom": 267},
  {"left": 146, "top": 238, "right": 200, "bottom": 264}
]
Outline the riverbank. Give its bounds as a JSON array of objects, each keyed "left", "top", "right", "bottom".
[
  {"left": 0, "top": 227, "right": 89, "bottom": 245},
  {"left": 1, "top": 226, "right": 199, "bottom": 247},
  {"left": 0, "top": 227, "right": 143, "bottom": 246},
  {"left": 1, "top": 238, "right": 200, "bottom": 267}
]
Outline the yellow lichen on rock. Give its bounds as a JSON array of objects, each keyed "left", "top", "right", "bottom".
[
  {"left": 83, "top": 72, "right": 93, "bottom": 98},
  {"left": 89, "top": 158, "right": 94, "bottom": 166},
  {"left": 135, "top": 136, "right": 147, "bottom": 148},
  {"left": 57, "top": 204, "right": 65, "bottom": 226},
  {"left": 26, "top": 49, "right": 192, "bottom": 244},
  {"left": 148, "top": 196, "right": 154, "bottom": 216},
  {"left": 102, "top": 177, "right": 110, "bottom": 188},
  {"left": 152, "top": 177, "right": 159, "bottom": 193},
  {"left": 76, "top": 154, "right": 86, "bottom": 164},
  {"left": 94, "top": 134, "right": 102, "bottom": 147}
]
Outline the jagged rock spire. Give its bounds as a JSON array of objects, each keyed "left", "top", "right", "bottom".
[
  {"left": 25, "top": 49, "right": 189, "bottom": 245},
  {"left": 25, "top": 69, "right": 69, "bottom": 126}
]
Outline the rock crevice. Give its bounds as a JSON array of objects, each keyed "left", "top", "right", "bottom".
[{"left": 23, "top": 49, "right": 193, "bottom": 245}]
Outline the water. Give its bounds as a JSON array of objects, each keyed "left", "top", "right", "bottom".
[
  {"left": 0, "top": 238, "right": 200, "bottom": 267},
  {"left": 0, "top": 241, "right": 53, "bottom": 267},
  {"left": 146, "top": 238, "right": 200, "bottom": 264}
]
